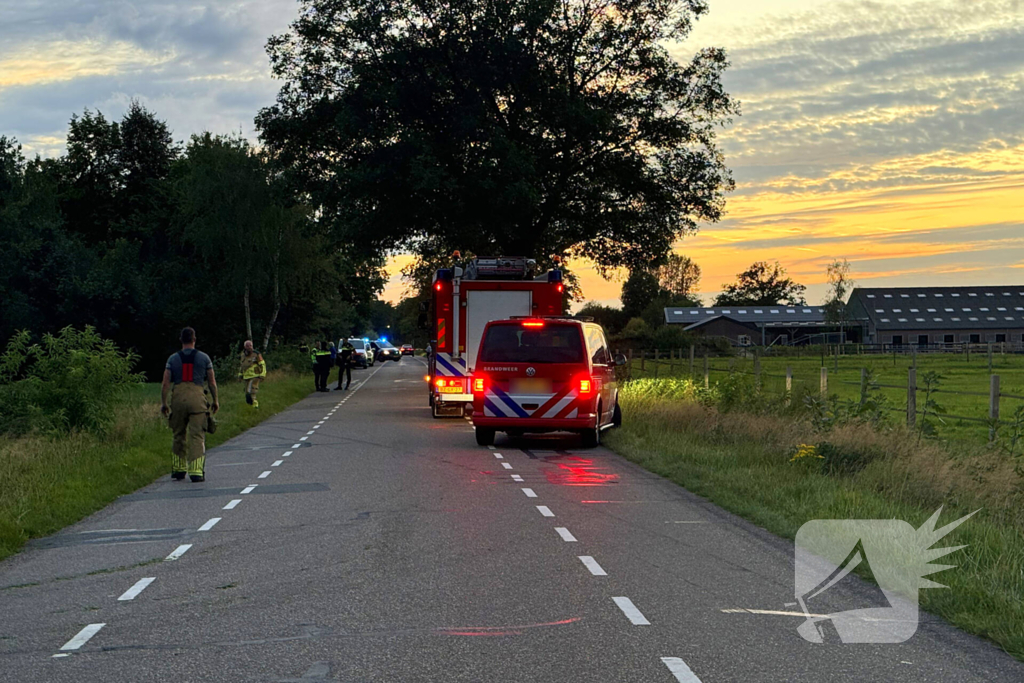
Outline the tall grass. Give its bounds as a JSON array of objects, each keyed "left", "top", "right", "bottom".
[{"left": 606, "top": 377, "right": 1024, "bottom": 659}]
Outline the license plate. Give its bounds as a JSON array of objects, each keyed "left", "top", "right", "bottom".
[
  {"left": 439, "top": 386, "right": 463, "bottom": 394},
  {"left": 511, "top": 378, "right": 552, "bottom": 394}
]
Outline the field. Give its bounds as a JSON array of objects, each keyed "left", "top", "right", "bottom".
[{"left": 625, "top": 349, "right": 1024, "bottom": 445}]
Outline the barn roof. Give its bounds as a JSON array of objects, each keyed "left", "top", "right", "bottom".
[
  {"left": 665, "top": 306, "right": 827, "bottom": 326},
  {"left": 848, "top": 287, "right": 1024, "bottom": 330}
]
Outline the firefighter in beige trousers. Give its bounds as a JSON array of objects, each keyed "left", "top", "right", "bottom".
[{"left": 160, "top": 327, "right": 219, "bottom": 482}]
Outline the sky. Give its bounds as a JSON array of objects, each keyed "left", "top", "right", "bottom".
[{"left": 2, "top": 0, "right": 1022, "bottom": 307}]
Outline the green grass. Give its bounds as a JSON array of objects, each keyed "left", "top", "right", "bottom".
[
  {"left": 0, "top": 368, "right": 330, "bottom": 562},
  {"left": 627, "top": 351, "right": 1024, "bottom": 444},
  {"left": 605, "top": 384, "right": 1024, "bottom": 659}
]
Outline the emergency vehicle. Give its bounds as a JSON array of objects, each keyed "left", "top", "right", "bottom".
[
  {"left": 470, "top": 317, "right": 624, "bottom": 447},
  {"left": 428, "top": 256, "right": 565, "bottom": 417}
]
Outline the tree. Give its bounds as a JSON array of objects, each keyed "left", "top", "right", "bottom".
[
  {"left": 576, "top": 302, "right": 630, "bottom": 337},
  {"left": 257, "top": 0, "right": 737, "bottom": 275},
  {"left": 714, "top": 261, "right": 806, "bottom": 306},
  {"left": 658, "top": 254, "right": 702, "bottom": 302},
  {"left": 621, "top": 270, "right": 663, "bottom": 319},
  {"left": 823, "top": 259, "right": 854, "bottom": 339}
]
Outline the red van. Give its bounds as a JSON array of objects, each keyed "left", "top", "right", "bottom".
[{"left": 470, "top": 318, "right": 623, "bottom": 447}]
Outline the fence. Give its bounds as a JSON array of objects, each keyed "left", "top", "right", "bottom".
[{"left": 618, "top": 347, "right": 1024, "bottom": 444}]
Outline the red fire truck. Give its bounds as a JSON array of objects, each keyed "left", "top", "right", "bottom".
[{"left": 428, "top": 256, "right": 565, "bottom": 417}]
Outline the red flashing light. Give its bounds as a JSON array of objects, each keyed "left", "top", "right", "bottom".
[
  {"left": 435, "top": 282, "right": 443, "bottom": 291},
  {"left": 522, "top": 320, "right": 545, "bottom": 328},
  {"left": 556, "top": 283, "right": 564, "bottom": 293}
]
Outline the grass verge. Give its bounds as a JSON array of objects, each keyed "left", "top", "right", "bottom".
[
  {"left": 604, "top": 386, "right": 1024, "bottom": 659},
  {"left": 0, "top": 368, "right": 328, "bottom": 562}
]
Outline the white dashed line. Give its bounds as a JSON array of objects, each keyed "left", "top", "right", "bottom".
[
  {"left": 613, "top": 597, "right": 650, "bottom": 625},
  {"left": 555, "top": 527, "right": 577, "bottom": 542},
  {"left": 318, "top": 420, "right": 325, "bottom": 424},
  {"left": 312, "top": 425, "right": 320, "bottom": 429},
  {"left": 292, "top": 443, "right": 302, "bottom": 449},
  {"left": 487, "top": 445, "right": 495, "bottom": 450},
  {"left": 59, "top": 623, "right": 105, "bottom": 651},
  {"left": 536, "top": 505, "right": 554, "bottom": 517},
  {"left": 579, "top": 556, "right": 607, "bottom": 576},
  {"left": 118, "top": 577, "right": 155, "bottom": 601},
  {"left": 258, "top": 471, "right": 271, "bottom": 479},
  {"left": 661, "top": 657, "right": 703, "bottom": 682},
  {"left": 282, "top": 451, "right": 293, "bottom": 457},
  {"left": 240, "top": 485, "right": 257, "bottom": 494},
  {"left": 165, "top": 544, "right": 192, "bottom": 561},
  {"left": 501, "top": 462, "right": 513, "bottom": 470},
  {"left": 272, "top": 460, "right": 284, "bottom": 467},
  {"left": 306, "top": 430, "right": 315, "bottom": 435},
  {"left": 223, "top": 499, "right": 241, "bottom": 510},
  {"left": 522, "top": 488, "right": 537, "bottom": 498},
  {"left": 511, "top": 474, "right": 523, "bottom": 482},
  {"left": 198, "top": 518, "right": 221, "bottom": 531},
  {"left": 299, "top": 436, "right": 308, "bottom": 441},
  {"left": 494, "top": 453, "right": 503, "bottom": 459}
]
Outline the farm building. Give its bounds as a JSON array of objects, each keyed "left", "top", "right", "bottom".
[
  {"left": 846, "top": 287, "right": 1024, "bottom": 347},
  {"left": 663, "top": 306, "right": 852, "bottom": 346}
]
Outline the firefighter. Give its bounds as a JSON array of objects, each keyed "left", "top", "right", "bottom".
[
  {"left": 335, "top": 339, "right": 355, "bottom": 390},
  {"left": 238, "top": 340, "right": 266, "bottom": 408},
  {"left": 160, "top": 327, "right": 218, "bottom": 482},
  {"left": 315, "top": 341, "right": 334, "bottom": 391}
]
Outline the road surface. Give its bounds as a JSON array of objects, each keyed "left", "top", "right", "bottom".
[{"left": 1, "top": 358, "right": 1020, "bottom": 681}]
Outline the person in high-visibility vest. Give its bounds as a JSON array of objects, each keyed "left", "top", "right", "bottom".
[
  {"left": 238, "top": 340, "right": 267, "bottom": 408},
  {"left": 314, "top": 340, "right": 333, "bottom": 392},
  {"left": 160, "top": 327, "right": 218, "bottom": 482}
]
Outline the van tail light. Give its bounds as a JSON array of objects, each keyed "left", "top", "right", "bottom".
[
  {"left": 522, "top": 319, "right": 545, "bottom": 328},
  {"left": 472, "top": 375, "right": 486, "bottom": 394},
  {"left": 578, "top": 377, "right": 593, "bottom": 395}
]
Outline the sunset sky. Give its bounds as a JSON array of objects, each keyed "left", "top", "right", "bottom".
[{"left": 2, "top": 0, "right": 1021, "bottom": 307}]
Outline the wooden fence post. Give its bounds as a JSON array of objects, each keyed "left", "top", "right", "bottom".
[
  {"left": 988, "top": 343, "right": 993, "bottom": 374},
  {"left": 860, "top": 367, "right": 869, "bottom": 406},
  {"left": 786, "top": 366, "right": 792, "bottom": 406},
  {"left": 907, "top": 368, "right": 917, "bottom": 428},
  {"left": 754, "top": 351, "right": 762, "bottom": 391},
  {"left": 704, "top": 354, "right": 709, "bottom": 389},
  {"left": 990, "top": 374, "right": 1001, "bottom": 442},
  {"left": 820, "top": 367, "right": 828, "bottom": 396}
]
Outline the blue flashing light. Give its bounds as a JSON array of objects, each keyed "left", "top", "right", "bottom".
[{"left": 380, "top": 336, "right": 388, "bottom": 343}]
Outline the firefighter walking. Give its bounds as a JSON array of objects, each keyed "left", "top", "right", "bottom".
[
  {"left": 238, "top": 340, "right": 266, "bottom": 408},
  {"left": 160, "top": 327, "right": 219, "bottom": 482}
]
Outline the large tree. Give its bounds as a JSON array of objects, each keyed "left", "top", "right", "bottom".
[
  {"left": 714, "top": 261, "right": 806, "bottom": 306},
  {"left": 658, "top": 253, "right": 701, "bottom": 301},
  {"left": 257, "top": 0, "right": 737, "bottom": 275}
]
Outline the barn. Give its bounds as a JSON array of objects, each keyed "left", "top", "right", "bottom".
[
  {"left": 663, "top": 306, "right": 846, "bottom": 346},
  {"left": 846, "top": 287, "right": 1024, "bottom": 347}
]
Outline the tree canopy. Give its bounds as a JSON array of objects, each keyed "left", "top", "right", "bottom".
[
  {"left": 257, "top": 0, "right": 737, "bottom": 283},
  {"left": 714, "top": 261, "right": 806, "bottom": 306}
]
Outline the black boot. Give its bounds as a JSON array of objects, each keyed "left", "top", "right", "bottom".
[
  {"left": 190, "top": 474, "right": 205, "bottom": 483},
  {"left": 172, "top": 472, "right": 186, "bottom": 480}
]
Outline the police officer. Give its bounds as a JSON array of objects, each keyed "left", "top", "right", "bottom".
[
  {"left": 238, "top": 340, "right": 266, "bottom": 408},
  {"left": 335, "top": 339, "right": 355, "bottom": 390},
  {"left": 160, "top": 327, "right": 218, "bottom": 482},
  {"left": 315, "top": 340, "right": 333, "bottom": 391},
  {"left": 309, "top": 341, "right": 320, "bottom": 391}
]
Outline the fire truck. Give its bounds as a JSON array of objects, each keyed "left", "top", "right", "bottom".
[{"left": 428, "top": 256, "right": 565, "bottom": 417}]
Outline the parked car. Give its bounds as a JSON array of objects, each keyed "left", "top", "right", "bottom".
[
  {"left": 470, "top": 317, "right": 624, "bottom": 447},
  {"left": 400, "top": 344, "right": 415, "bottom": 356},
  {"left": 342, "top": 338, "right": 374, "bottom": 368},
  {"left": 371, "top": 340, "right": 401, "bottom": 362}
]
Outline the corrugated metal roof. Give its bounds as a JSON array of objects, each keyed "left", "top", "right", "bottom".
[
  {"left": 848, "top": 287, "right": 1024, "bottom": 330},
  {"left": 665, "top": 306, "right": 827, "bottom": 325}
]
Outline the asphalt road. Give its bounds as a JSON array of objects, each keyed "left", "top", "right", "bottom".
[{"left": 1, "top": 358, "right": 1021, "bottom": 682}]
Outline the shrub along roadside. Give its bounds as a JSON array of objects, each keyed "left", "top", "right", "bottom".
[
  {"left": 604, "top": 386, "right": 1024, "bottom": 660},
  {"left": 0, "top": 367, "right": 326, "bottom": 563}
]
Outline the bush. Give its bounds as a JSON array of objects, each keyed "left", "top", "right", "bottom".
[{"left": 0, "top": 327, "right": 143, "bottom": 436}]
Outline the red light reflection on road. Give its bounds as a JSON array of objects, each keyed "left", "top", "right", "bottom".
[{"left": 542, "top": 455, "right": 618, "bottom": 486}]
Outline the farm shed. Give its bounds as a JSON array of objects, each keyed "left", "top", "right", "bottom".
[{"left": 664, "top": 306, "right": 851, "bottom": 346}]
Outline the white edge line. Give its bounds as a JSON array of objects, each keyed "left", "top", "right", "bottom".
[
  {"left": 555, "top": 527, "right": 577, "bottom": 542},
  {"left": 59, "top": 623, "right": 105, "bottom": 651},
  {"left": 579, "top": 556, "right": 607, "bottom": 576},
  {"left": 117, "top": 577, "right": 155, "bottom": 601},
  {"left": 613, "top": 596, "right": 650, "bottom": 625},
  {"left": 661, "top": 657, "right": 703, "bottom": 683},
  {"left": 165, "top": 544, "right": 192, "bottom": 561},
  {"left": 223, "top": 499, "right": 241, "bottom": 510},
  {"left": 198, "top": 517, "right": 221, "bottom": 531}
]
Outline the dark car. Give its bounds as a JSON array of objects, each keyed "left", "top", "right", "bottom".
[
  {"left": 400, "top": 344, "right": 415, "bottom": 356},
  {"left": 371, "top": 340, "right": 401, "bottom": 362}
]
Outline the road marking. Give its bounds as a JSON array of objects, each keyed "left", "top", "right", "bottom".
[
  {"left": 721, "top": 608, "right": 829, "bottom": 618},
  {"left": 292, "top": 443, "right": 302, "bottom": 449},
  {"left": 299, "top": 436, "right": 308, "bottom": 441},
  {"left": 313, "top": 425, "right": 320, "bottom": 429},
  {"left": 661, "top": 657, "right": 703, "bottom": 682},
  {"left": 258, "top": 471, "right": 271, "bottom": 479},
  {"left": 318, "top": 420, "right": 325, "bottom": 424},
  {"left": 613, "top": 597, "right": 650, "bottom": 625},
  {"left": 223, "top": 499, "right": 242, "bottom": 510},
  {"left": 501, "top": 462, "right": 513, "bottom": 470},
  {"left": 118, "top": 577, "right": 155, "bottom": 601},
  {"left": 536, "top": 505, "right": 554, "bottom": 517},
  {"left": 282, "top": 451, "right": 293, "bottom": 457},
  {"left": 665, "top": 521, "right": 708, "bottom": 524},
  {"left": 59, "top": 623, "right": 105, "bottom": 651},
  {"left": 272, "top": 460, "right": 284, "bottom": 467},
  {"left": 198, "top": 518, "right": 221, "bottom": 531},
  {"left": 240, "top": 485, "right": 257, "bottom": 494},
  {"left": 511, "top": 474, "right": 523, "bottom": 482},
  {"left": 306, "top": 430, "right": 315, "bottom": 435},
  {"left": 494, "top": 453, "right": 503, "bottom": 459},
  {"left": 579, "top": 556, "right": 607, "bottom": 576},
  {"left": 165, "top": 544, "right": 192, "bottom": 561},
  {"left": 488, "top": 445, "right": 495, "bottom": 450},
  {"left": 522, "top": 488, "right": 537, "bottom": 498},
  {"left": 555, "top": 527, "right": 577, "bottom": 542}
]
